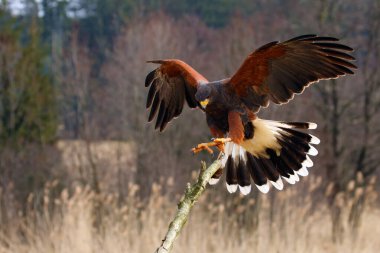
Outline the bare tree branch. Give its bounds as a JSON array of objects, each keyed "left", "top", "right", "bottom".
[{"left": 155, "top": 159, "right": 222, "bottom": 253}]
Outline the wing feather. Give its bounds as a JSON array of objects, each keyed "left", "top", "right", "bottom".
[
  {"left": 148, "top": 95, "right": 160, "bottom": 122},
  {"left": 146, "top": 81, "right": 157, "bottom": 108},
  {"left": 145, "top": 69, "right": 156, "bottom": 87},
  {"left": 145, "top": 59, "right": 208, "bottom": 131},
  {"left": 228, "top": 35, "right": 357, "bottom": 108}
]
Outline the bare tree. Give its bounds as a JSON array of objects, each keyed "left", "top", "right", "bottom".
[{"left": 311, "top": 0, "right": 380, "bottom": 241}]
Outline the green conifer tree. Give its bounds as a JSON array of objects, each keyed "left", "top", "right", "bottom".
[{"left": 0, "top": 4, "right": 57, "bottom": 146}]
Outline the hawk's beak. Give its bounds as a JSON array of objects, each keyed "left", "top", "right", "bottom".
[{"left": 200, "top": 99, "right": 209, "bottom": 109}]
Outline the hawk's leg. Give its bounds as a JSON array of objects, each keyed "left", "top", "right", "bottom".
[{"left": 191, "top": 138, "right": 232, "bottom": 154}]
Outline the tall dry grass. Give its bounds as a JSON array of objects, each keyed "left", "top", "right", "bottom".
[{"left": 0, "top": 173, "right": 378, "bottom": 253}]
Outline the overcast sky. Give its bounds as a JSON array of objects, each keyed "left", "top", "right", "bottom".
[
  {"left": 8, "top": 0, "right": 43, "bottom": 15},
  {"left": 7, "top": 0, "right": 84, "bottom": 18},
  {"left": 8, "top": 0, "right": 25, "bottom": 15}
]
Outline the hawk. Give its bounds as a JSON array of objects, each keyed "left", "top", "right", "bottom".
[{"left": 144, "top": 34, "right": 356, "bottom": 195}]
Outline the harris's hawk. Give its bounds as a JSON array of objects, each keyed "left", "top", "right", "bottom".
[{"left": 144, "top": 35, "right": 356, "bottom": 195}]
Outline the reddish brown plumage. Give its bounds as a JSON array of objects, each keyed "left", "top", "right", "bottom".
[
  {"left": 210, "top": 127, "right": 225, "bottom": 138},
  {"left": 230, "top": 44, "right": 287, "bottom": 96},
  {"left": 145, "top": 34, "right": 357, "bottom": 195},
  {"left": 145, "top": 59, "right": 208, "bottom": 131},
  {"left": 148, "top": 59, "right": 208, "bottom": 88},
  {"left": 247, "top": 110, "right": 257, "bottom": 120},
  {"left": 228, "top": 111, "right": 244, "bottom": 144},
  {"left": 228, "top": 35, "right": 356, "bottom": 105},
  {"left": 145, "top": 35, "right": 357, "bottom": 141}
]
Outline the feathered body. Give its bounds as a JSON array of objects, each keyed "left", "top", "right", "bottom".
[{"left": 144, "top": 35, "right": 357, "bottom": 195}]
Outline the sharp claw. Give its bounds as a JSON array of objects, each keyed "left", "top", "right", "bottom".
[
  {"left": 191, "top": 147, "right": 202, "bottom": 154},
  {"left": 191, "top": 138, "right": 231, "bottom": 155},
  {"left": 205, "top": 146, "right": 214, "bottom": 154}
]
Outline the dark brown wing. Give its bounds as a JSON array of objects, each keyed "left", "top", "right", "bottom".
[
  {"left": 227, "top": 34, "right": 357, "bottom": 110},
  {"left": 145, "top": 59, "right": 208, "bottom": 131}
]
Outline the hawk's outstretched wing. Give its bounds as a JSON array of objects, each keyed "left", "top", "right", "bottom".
[
  {"left": 145, "top": 59, "right": 208, "bottom": 131},
  {"left": 227, "top": 34, "right": 357, "bottom": 111}
]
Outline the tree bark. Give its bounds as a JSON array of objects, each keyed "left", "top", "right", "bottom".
[{"left": 155, "top": 159, "right": 222, "bottom": 253}]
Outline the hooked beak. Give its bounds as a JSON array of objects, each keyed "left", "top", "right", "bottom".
[{"left": 200, "top": 99, "right": 209, "bottom": 109}]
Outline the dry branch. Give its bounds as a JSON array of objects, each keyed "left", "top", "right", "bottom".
[{"left": 155, "top": 159, "right": 222, "bottom": 253}]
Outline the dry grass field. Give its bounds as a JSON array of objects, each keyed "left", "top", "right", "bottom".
[
  {"left": 0, "top": 173, "right": 378, "bottom": 253},
  {"left": 1, "top": 1, "right": 379, "bottom": 253}
]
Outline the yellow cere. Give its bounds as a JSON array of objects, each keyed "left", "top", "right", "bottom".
[{"left": 200, "top": 99, "right": 209, "bottom": 108}]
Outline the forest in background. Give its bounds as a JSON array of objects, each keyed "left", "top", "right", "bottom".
[{"left": 1, "top": 0, "right": 380, "bottom": 252}]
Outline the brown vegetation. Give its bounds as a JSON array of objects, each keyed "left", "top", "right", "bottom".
[
  {"left": 0, "top": 174, "right": 378, "bottom": 253},
  {"left": 1, "top": 0, "right": 380, "bottom": 252}
]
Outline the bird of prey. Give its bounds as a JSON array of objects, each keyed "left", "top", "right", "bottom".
[{"left": 144, "top": 34, "right": 356, "bottom": 195}]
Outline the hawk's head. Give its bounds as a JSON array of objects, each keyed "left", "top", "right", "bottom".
[{"left": 195, "top": 84, "right": 211, "bottom": 108}]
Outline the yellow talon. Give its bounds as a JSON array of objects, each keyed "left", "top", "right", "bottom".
[{"left": 191, "top": 138, "right": 232, "bottom": 155}]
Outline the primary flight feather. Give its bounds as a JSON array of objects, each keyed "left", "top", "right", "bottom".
[{"left": 145, "top": 34, "right": 356, "bottom": 195}]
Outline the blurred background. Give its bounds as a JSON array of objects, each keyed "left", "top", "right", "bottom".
[{"left": 0, "top": 0, "right": 379, "bottom": 252}]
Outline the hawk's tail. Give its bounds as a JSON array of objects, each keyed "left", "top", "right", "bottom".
[{"left": 209, "top": 118, "right": 320, "bottom": 195}]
